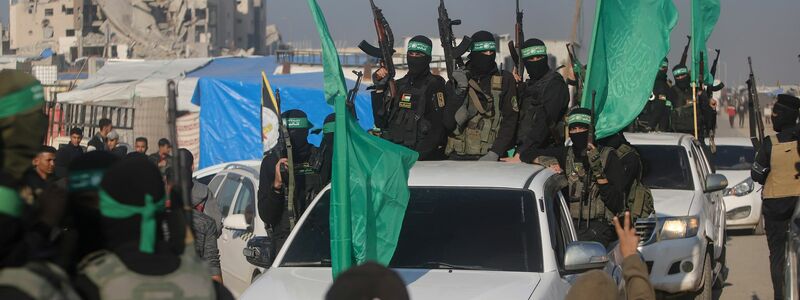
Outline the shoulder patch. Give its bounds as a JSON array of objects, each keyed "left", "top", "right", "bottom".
[{"left": 436, "top": 92, "right": 446, "bottom": 108}]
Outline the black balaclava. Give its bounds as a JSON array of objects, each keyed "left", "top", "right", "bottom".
[
  {"left": 63, "top": 151, "right": 118, "bottom": 274},
  {"left": 568, "top": 108, "right": 593, "bottom": 154},
  {"left": 406, "top": 35, "right": 433, "bottom": 80},
  {"left": 467, "top": 31, "right": 498, "bottom": 76},
  {"left": 598, "top": 131, "right": 630, "bottom": 149},
  {"left": 521, "top": 38, "right": 550, "bottom": 81},
  {"left": 282, "top": 110, "right": 312, "bottom": 160},
  {"left": 656, "top": 58, "right": 669, "bottom": 81},
  {"left": 772, "top": 94, "right": 800, "bottom": 132},
  {"left": 672, "top": 64, "right": 690, "bottom": 90}
]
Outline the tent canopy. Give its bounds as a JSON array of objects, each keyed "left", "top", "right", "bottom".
[{"left": 189, "top": 57, "right": 374, "bottom": 168}]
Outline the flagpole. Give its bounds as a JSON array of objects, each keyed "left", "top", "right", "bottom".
[
  {"left": 580, "top": 0, "right": 602, "bottom": 108},
  {"left": 691, "top": 0, "right": 699, "bottom": 140},
  {"left": 692, "top": 83, "right": 699, "bottom": 139}
]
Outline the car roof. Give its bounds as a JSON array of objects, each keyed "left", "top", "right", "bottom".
[
  {"left": 623, "top": 132, "right": 694, "bottom": 146},
  {"left": 409, "top": 161, "right": 545, "bottom": 189},
  {"left": 711, "top": 137, "right": 753, "bottom": 147},
  {"left": 211, "top": 160, "right": 262, "bottom": 178}
]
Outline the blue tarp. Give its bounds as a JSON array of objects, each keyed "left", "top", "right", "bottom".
[{"left": 189, "top": 56, "right": 374, "bottom": 168}]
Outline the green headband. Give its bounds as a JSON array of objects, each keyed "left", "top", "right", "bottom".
[
  {"left": 568, "top": 113, "right": 592, "bottom": 126},
  {"left": 322, "top": 122, "right": 336, "bottom": 134},
  {"left": 471, "top": 41, "right": 497, "bottom": 52},
  {"left": 0, "top": 187, "right": 23, "bottom": 218},
  {"left": 99, "top": 188, "right": 166, "bottom": 254},
  {"left": 521, "top": 45, "right": 547, "bottom": 59},
  {"left": 283, "top": 118, "right": 311, "bottom": 129},
  {"left": 407, "top": 41, "right": 432, "bottom": 56},
  {"left": 0, "top": 83, "right": 44, "bottom": 119},
  {"left": 660, "top": 59, "right": 669, "bottom": 68},
  {"left": 68, "top": 169, "right": 106, "bottom": 192},
  {"left": 673, "top": 68, "right": 688, "bottom": 77}
]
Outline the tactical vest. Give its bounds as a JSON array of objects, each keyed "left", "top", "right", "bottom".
[
  {"left": 615, "top": 144, "right": 655, "bottom": 219},
  {"left": 670, "top": 87, "right": 697, "bottom": 134},
  {"left": 79, "top": 250, "right": 216, "bottom": 300},
  {"left": 382, "top": 76, "right": 437, "bottom": 149},
  {"left": 294, "top": 161, "right": 325, "bottom": 214},
  {"left": 446, "top": 75, "right": 505, "bottom": 156},
  {"left": 567, "top": 147, "right": 616, "bottom": 222},
  {"left": 516, "top": 71, "right": 565, "bottom": 147},
  {"left": 762, "top": 136, "right": 800, "bottom": 199},
  {"left": 0, "top": 261, "right": 81, "bottom": 300}
]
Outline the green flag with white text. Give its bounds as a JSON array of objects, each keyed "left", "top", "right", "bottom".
[
  {"left": 691, "top": 0, "right": 720, "bottom": 85},
  {"left": 305, "top": 0, "right": 419, "bottom": 278},
  {"left": 581, "top": 0, "right": 679, "bottom": 139}
]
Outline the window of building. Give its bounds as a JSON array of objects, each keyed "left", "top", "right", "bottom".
[
  {"left": 65, "top": 7, "right": 74, "bottom": 15},
  {"left": 44, "top": 8, "right": 53, "bottom": 16},
  {"left": 66, "top": 29, "right": 75, "bottom": 37}
]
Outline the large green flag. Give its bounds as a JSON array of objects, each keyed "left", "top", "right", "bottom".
[
  {"left": 305, "top": 0, "right": 419, "bottom": 278},
  {"left": 581, "top": 0, "right": 679, "bottom": 139},
  {"left": 691, "top": 0, "right": 720, "bottom": 85}
]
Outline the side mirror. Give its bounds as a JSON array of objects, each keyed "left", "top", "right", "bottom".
[
  {"left": 244, "top": 236, "right": 276, "bottom": 268},
  {"left": 704, "top": 174, "right": 728, "bottom": 193},
  {"left": 564, "top": 241, "right": 609, "bottom": 272},
  {"left": 223, "top": 214, "right": 249, "bottom": 231}
]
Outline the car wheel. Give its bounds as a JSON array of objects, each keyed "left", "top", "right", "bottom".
[
  {"left": 753, "top": 216, "right": 766, "bottom": 235},
  {"left": 692, "top": 254, "right": 713, "bottom": 300}
]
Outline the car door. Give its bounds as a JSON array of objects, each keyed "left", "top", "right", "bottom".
[
  {"left": 214, "top": 173, "right": 243, "bottom": 292},
  {"left": 220, "top": 176, "right": 258, "bottom": 295},
  {"left": 696, "top": 143, "right": 726, "bottom": 258},
  {"left": 690, "top": 143, "right": 722, "bottom": 257}
]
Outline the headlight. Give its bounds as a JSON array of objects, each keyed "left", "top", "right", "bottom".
[
  {"left": 659, "top": 217, "right": 700, "bottom": 240},
  {"left": 724, "top": 177, "right": 755, "bottom": 197},
  {"left": 726, "top": 206, "right": 752, "bottom": 220}
]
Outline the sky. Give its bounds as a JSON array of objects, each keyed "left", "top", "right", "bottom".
[{"left": 3, "top": 1, "right": 799, "bottom": 86}]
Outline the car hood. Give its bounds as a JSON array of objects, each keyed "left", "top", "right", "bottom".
[
  {"left": 716, "top": 170, "right": 752, "bottom": 188},
  {"left": 242, "top": 267, "right": 542, "bottom": 300},
  {"left": 651, "top": 189, "right": 696, "bottom": 217}
]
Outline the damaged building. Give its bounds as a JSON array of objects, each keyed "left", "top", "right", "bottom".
[{"left": 8, "top": 0, "right": 271, "bottom": 60}]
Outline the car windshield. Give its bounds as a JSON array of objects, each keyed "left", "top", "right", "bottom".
[
  {"left": 636, "top": 145, "right": 695, "bottom": 190},
  {"left": 712, "top": 145, "right": 755, "bottom": 171},
  {"left": 280, "top": 187, "right": 543, "bottom": 273}
]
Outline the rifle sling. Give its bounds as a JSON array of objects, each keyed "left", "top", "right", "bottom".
[{"left": 467, "top": 79, "right": 490, "bottom": 115}]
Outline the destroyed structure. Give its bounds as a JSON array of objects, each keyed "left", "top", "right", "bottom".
[{"left": 8, "top": 0, "right": 274, "bottom": 60}]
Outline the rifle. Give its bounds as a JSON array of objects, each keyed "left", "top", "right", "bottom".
[
  {"left": 437, "top": 0, "right": 472, "bottom": 81},
  {"left": 581, "top": 90, "right": 597, "bottom": 229},
  {"left": 346, "top": 70, "right": 364, "bottom": 120},
  {"left": 746, "top": 57, "right": 765, "bottom": 151},
  {"left": 507, "top": 0, "right": 524, "bottom": 80},
  {"left": 680, "top": 35, "right": 691, "bottom": 66},
  {"left": 261, "top": 73, "right": 297, "bottom": 229},
  {"left": 359, "top": 0, "right": 397, "bottom": 99},
  {"left": 566, "top": 43, "right": 584, "bottom": 98},
  {"left": 166, "top": 80, "right": 193, "bottom": 244}
]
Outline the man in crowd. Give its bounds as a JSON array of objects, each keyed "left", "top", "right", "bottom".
[
  {"left": 106, "top": 131, "right": 127, "bottom": 157},
  {"left": 148, "top": 138, "right": 172, "bottom": 175},
  {"left": 751, "top": 94, "right": 800, "bottom": 300},
  {"left": 444, "top": 30, "right": 518, "bottom": 161},
  {"left": 21, "top": 146, "right": 57, "bottom": 200},
  {"left": 87, "top": 119, "right": 112, "bottom": 152},
  {"left": 134, "top": 137, "right": 148, "bottom": 154},
  {"left": 513, "top": 38, "right": 570, "bottom": 163},
  {"left": 371, "top": 35, "right": 449, "bottom": 160},
  {"left": 55, "top": 127, "right": 84, "bottom": 178}
]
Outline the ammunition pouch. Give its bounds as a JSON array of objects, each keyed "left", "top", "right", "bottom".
[{"left": 446, "top": 75, "right": 504, "bottom": 156}]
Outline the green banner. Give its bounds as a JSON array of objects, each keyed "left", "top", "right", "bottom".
[
  {"left": 581, "top": 0, "right": 679, "bottom": 139},
  {"left": 691, "top": 0, "right": 720, "bottom": 85},
  {"left": 305, "top": 0, "right": 419, "bottom": 278}
]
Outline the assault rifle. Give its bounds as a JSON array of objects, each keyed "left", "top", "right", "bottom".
[
  {"left": 507, "top": 0, "right": 524, "bottom": 80},
  {"left": 581, "top": 90, "right": 597, "bottom": 229},
  {"left": 437, "top": 0, "right": 472, "bottom": 81},
  {"left": 359, "top": 0, "right": 397, "bottom": 98},
  {"left": 346, "top": 70, "right": 364, "bottom": 120},
  {"left": 166, "top": 80, "right": 193, "bottom": 243},
  {"left": 261, "top": 73, "right": 297, "bottom": 229},
  {"left": 746, "top": 57, "right": 765, "bottom": 151},
  {"left": 566, "top": 43, "right": 584, "bottom": 98},
  {"left": 679, "top": 35, "right": 691, "bottom": 66}
]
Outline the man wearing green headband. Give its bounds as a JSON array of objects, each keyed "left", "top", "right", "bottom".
[
  {"left": 74, "top": 156, "right": 231, "bottom": 299},
  {"left": 445, "top": 30, "right": 519, "bottom": 161},
  {"left": 0, "top": 70, "right": 48, "bottom": 184},
  {"left": 669, "top": 64, "right": 715, "bottom": 140},
  {"left": 637, "top": 57, "right": 675, "bottom": 132},
  {"left": 506, "top": 108, "right": 629, "bottom": 248},
  {"left": 258, "top": 109, "right": 324, "bottom": 240},
  {"left": 514, "top": 38, "right": 570, "bottom": 163},
  {"left": 371, "top": 35, "right": 449, "bottom": 160}
]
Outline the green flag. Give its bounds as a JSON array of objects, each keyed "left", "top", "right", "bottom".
[
  {"left": 691, "top": 0, "right": 720, "bottom": 85},
  {"left": 580, "top": 0, "right": 679, "bottom": 139},
  {"left": 305, "top": 0, "right": 419, "bottom": 277}
]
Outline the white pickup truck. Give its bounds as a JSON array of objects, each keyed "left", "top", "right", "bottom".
[{"left": 239, "top": 161, "right": 620, "bottom": 299}]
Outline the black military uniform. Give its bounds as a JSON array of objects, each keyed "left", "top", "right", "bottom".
[
  {"left": 515, "top": 38, "right": 570, "bottom": 163},
  {"left": 669, "top": 64, "right": 715, "bottom": 141},
  {"left": 443, "top": 30, "right": 518, "bottom": 161},
  {"left": 751, "top": 94, "right": 800, "bottom": 300},
  {"left": 372, "top": 35, "right": 448, "bottom": 161},
  {"left": 637, "top": 58, "right": 674, "bottom": 132},
  {"left": 540, "top": 109, "right": 629, "bottom": 248},
  {"left": 257, "top": 110, "right": 325, "bottom": 239}
]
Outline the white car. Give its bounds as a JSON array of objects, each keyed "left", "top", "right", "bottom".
[
  {"left": 625, "top": 133, "right": 727, "bottom": 299},
  {"left": 710, "top": 137, "right": 764, "bottom": 234},
  {"left": 241, "top": 161, "right": 619, "bottom": 299}
]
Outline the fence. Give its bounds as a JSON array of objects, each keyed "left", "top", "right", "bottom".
[{"left": 46, "top": 101, "right": 135, "bottom": 145}]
